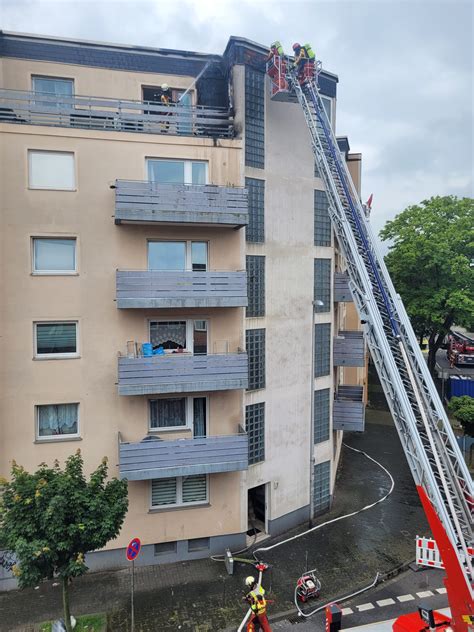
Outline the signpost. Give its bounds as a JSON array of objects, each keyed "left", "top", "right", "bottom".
[{"left": 126, "top": 538, "right": 141, "bottom": 632}]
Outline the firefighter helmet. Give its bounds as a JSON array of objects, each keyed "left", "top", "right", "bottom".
[
  {"left": 292, "top": 43, "right": 301, "bottom": 51},
  {"left": 161, "top": 83, "right": 170, "bottom": 91},
  {"left": 245, "top": 576, "right": 255, "bottom": 587}
]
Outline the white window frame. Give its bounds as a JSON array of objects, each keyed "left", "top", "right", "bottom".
[
  {"left": 145, "top": 158, "right": 209, "bottom": 185},
  {"left": 148, "top": 395, "right": 209, "bottom": 433},
  {"left": 31, "top": 236, "right": 78, "bottom": 275},
  {"left": 32, "top": 75, "right": 74, "bottom": 93},
  {"left": 148, "top": 319, "right": 208, "bottom": 354},
  {"left": 150, "top": 474, "right": 209, "bottom": 510},
  {"left": 147, "top": 240, "right": 208, "bottom": 271},
  {"left": 28, "top": 150, "right": 76, "bottom": 191},
  {"left": 321, "top": 95, "right": 333, "bottom": 127},
  {"left": 34, "top": 320, "right": 79, "bottom": 360},
  {"left": 35, "top": 402, "right": 80, "bottom": 442}
]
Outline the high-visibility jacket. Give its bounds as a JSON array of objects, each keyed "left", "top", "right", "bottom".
[
  {"left": 247, "top": 585, "right": 267, "bottom": 615},
  {"left": 271, "top": 41, "right": 284, "bottom": 56},
  {"left": 304, "top": 43, "right": 315, "bottom": 60}
]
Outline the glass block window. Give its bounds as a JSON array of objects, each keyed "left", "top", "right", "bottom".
[
  {"left": 314, "top": 389, "right": 330, "bottom": 444},
  {"left": 313, "top": 460, "right": 331, "bottom": 513},
  {"left": 314, "top": 259, "right": 331, "bottom": 313},
  {"left": 245, "top": 67, "right": 265, "bottom": 169},
  {"left": 246, "top": 328, "right": 266, "bottom": 390},
  {"left": 315, "top": 323, "right": 331, "bottom": 377},
  {"left": 314, "top": 190, "right": 331, "bottom": 246},
  {"left": 246, "top": 177, "right": 265, "bottom": 243},
  {"left": 247, "top": 255, "right": 265, "bottom": 317},
  {"left": 246, "top": 402, "right": 265, "bottom": 465}
]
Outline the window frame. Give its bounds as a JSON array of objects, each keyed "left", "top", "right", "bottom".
[
  {"left": 142, "top": 85, "right": 196, "bottom": 106},
  {"left": 147, "top": 239, "right": 208, "bottom": 272},
  {"left": 31, "top": 236, "right": 78, "bottom": 276},
  {"left": 149, "top": 474, "right": 209, "bottom": 510},
  {"left": 145, "top": 158, "right": 208, "bottom": 185},
  {"left": 321, "top": 95, "right": 333, "bottom": 127},
  {"left": 33, "top": 320, "right": 79, "bottom": 360},
  {"left": 35, "top": 402, "right": 80, "bottom": 442},
  {"left": 28, "top": 150, "right": 76, "bottom": 191},
  {"left": 148, "top": 395, "right": 208, "bottom": 433},
  {"left": 31, "top": 75, "right": 75, "bottom": 107},
  {"left": 148, "top": 318, "right": 208, "bottom": 355}
]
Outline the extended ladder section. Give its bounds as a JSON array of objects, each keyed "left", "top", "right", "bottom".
[{"left": 280, "top": 63, "right": 473, "bottom": 605}]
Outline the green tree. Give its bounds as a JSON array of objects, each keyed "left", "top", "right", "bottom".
[
  {"left": 0, "top": 452, "right": 128, "bottom": 632},
  {"left": 448, "top": 395, "right": 474, "bottom": 437},
  {"left": 380, "top": 196, "right": 474, "bottom": 375}
]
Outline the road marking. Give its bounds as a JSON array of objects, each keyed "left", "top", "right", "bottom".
[
  {"left": 397, "top": 594, "right": 415, "bottom": 602},
  {"left": 417, "top": 590, "right": 434, "bottom": 598},
  {"left": 357, "top": 603, "right": 375, "bottom": 612},
  {"left": 341, "top": 607, "right": 354, "bottom": 615},
  {"left": 376, "top": 598, "right": 396, "bottom": 607},
  {"left": 436, "top": 587, "right": 447, "bottom": 594}
]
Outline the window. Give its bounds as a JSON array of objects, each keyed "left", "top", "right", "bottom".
[
  {"left": 149, "top": 396, "right": 207, "bottom": 435},
  {"left": 314, "top": 389, "right": 330, "bottom": 444},
  {"left": 147, "top": 159, "right": 207, "bottom": 185},
  {"left": 149, "top": 320, "right": 208, "bottom": 354},
  {"left": 32, "top": 76, "right": 73, "bottom": 108},
  {"left": 321, "top": 96, "right": 333, "bottom": 127},
  {"left": 245, "top": 67, "right": 265, "bottom": 168},
  {"left": 314, "top": 190, "right": 331, "bottom": 247},
  {"left": 315, "top": 323, "right": 331, "bottom": 378},
  {"left": 154, "top": 541, "right": 177, "bottom": 556},
  {"left": 314, "top": 259, "right": 331, "bottom": 313},
  {"left": 36, "top": 403, "right": 79, "bottom": 440},
  {"left": 246, "top": 178, "right": 265, "bottom": 243},
  {"left": 148, "top": 241, "right": 208, "bottom": 272},
  {"left": 188, "top": 537, "right": 210, "bottom": 552},
  {"left": 246, "top": 255, "right": 265, "bottom": 318},
  {"left": 313, "top": 461, "right": 331, "bottom": 513},
  {"left": 246, "top": 328, "right": 266, "bottom": 390},
  {"left": 34, "top": 322, "right": 78, "bottom": 358},
  {"left": 246, "top": 402, "right": 265, "bottom": 465},
  {"left": 33, "top": 238, "right": 76, "bottom": 274},
  {"left": 28, "top": 151, "right": 75, "bottom": 190},
  {"left": 151, "top": 475, "right": 208, "bottom": 508}
]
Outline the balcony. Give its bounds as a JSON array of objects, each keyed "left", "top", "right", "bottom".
[
  {"left": 118, "top": 426, "right": 248, "bottom": 480},
  {"left": 116, "top": 270, "right": 247, "bottom": 309},
  {"left": 118, "top": 352, "right": 248, "bottom": 395},
  {"left": 114, "top": 180, "right": 248, "bottom": 227},
  {"left": 333, "top": 386, "right": 365, "bottom": 432},
  {"left": 334, "top": 272, "right": 353, "bottom": 302},
  {"left": 0, "top": 89, "right": 234, "bottom": 138},
  {"left": 333, "top": 331, "right": 365, "bottom": 367}
]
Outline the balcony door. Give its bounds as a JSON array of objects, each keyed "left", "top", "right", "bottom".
[
  {"left": 146, "top": 159, "right": 208, "bottom": 185},
  {"left": 149, "top": 319, "right": 208, "bottom": 355},
  {"left": 147, "top": 241, "right": 207, "bottom": 272}
]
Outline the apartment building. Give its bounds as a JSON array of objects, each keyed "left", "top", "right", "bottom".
[{"left": 0, "top": 32, "right": 366, "bottom": 584}]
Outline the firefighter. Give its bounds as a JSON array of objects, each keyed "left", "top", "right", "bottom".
[
  {"left": 244, "top": 576, "right": 272, "bottom": 632},
  {"left": 266, "top": 41, "right": 287, "bottom": 92},
  {"left": 266, "top": 40, "right": 284, "bottom": 60},
  {"left": 292, "top": 43, "right": 315, "bottom": 83},
  {"left": 160, "top": 83, "right": 172, "bottom": 132}
]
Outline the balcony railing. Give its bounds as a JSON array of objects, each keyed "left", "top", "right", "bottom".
[
  {"left": 118, "top": 352, "right": 248, "bottom": 395},
  {"left": 118, "top": 426, "right": 248, "bottom": 480},
  {"left": 333, "top": 331, "right": 365, "bottom": 367},
  {"left": 114, "top": 180, "right": 248, "bottom": 227},
  {"left": 0, "top": 89, "right": 234, "bottom": 138},
  {"left": 333, "top": 385, "right": 365, "bottom": 432},
  {"left": 334, "top": 272, "right": 353, "bottom": 302},
  {"left": 116, "top": 270, "right": 248, "bottom": 309}
]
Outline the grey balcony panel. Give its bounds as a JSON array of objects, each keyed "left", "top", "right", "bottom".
[
  {"left": 0, "top": 89, "right": 233, "bottom": 138},
  {"left": 334, "top": 272, "right": 353, "bottom": 302},
  {"left": 337, "top": 385, "right": 363, "bottom": 400},
  {"left": 119, "top": 433, "right": 249, "bottom": 480},
  {"left": 333, "top": 331, "right": 365, "bottom": 367},
  {"left": 116, "top": 270, "right": 248, "bottom": 308},
  {"left": 118, "top": 353, "right": 249, "bottom": 395},
  {"left": 333, "top": 400, "right": 365, "bottom": 432},
  {"left": 114, "top": 180, "right": 248, "bottom": 227}
]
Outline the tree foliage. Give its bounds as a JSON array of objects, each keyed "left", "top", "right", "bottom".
[
  {"left": 0, "top": 451, "right": 128, "bottom": 631},
  {"left": 380, "top": 196, "right": 474, "bottom": 373},
  {"left": 448, "top": 396, "right": 474, "bottom": 437}
]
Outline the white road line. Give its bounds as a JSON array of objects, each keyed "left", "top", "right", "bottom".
[
  {"left": 397, "top": 594, "right": 415, "bottom": 602},
  {"left": 436, "top": 587, "right": 447, "bottom": 594},
  {"left": 357, "top": 603, "right": 375, "bottom": 612},
  {"left": 341, "top": 607, "right": 354, "bottom": 615},
  {"left": 376, "top": 598, "right": 396, "bottom": 607},
  {"left": 417, "top": 590, "right": 434, "bottom": 598}
]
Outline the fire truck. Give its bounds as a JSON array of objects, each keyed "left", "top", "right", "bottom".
[
  {"left": 448, "top": 331, "right": 474, "bottom": 367},
  {"left": 265, "top": 51, "right": 473, "bottom": 631}
]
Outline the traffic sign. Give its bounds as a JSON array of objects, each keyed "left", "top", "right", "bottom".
[{"left": 126, "top": 537, "right": 141, "bottom": 561}]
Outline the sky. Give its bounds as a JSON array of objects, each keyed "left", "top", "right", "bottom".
[{"left": 1, "top": 0, "right": 473, "bottom": 238}]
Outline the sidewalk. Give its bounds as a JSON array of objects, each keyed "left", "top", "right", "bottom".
[{"left": 0, "top": 411, "right": 428, "bottom": 632}]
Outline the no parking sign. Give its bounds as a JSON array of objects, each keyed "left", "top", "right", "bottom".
[{"left": 126, "top": 537, "right": 141, "bottom": 562}]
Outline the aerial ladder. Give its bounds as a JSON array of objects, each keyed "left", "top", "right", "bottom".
[{"left": 266, "top": 56, "right": 473, "bottom": 631}]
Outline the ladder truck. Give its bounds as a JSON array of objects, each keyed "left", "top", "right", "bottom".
[{"left": 265, "top": 55, "right": 473, "bottom": 631}]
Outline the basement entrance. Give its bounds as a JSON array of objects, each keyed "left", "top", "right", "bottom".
[{"left": 247, "top": 484, "right": 268, "bottom": 544}]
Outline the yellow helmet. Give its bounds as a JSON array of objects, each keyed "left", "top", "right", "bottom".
[{"left": 245, "top": 576, "right": 255, "bottom": 587}]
